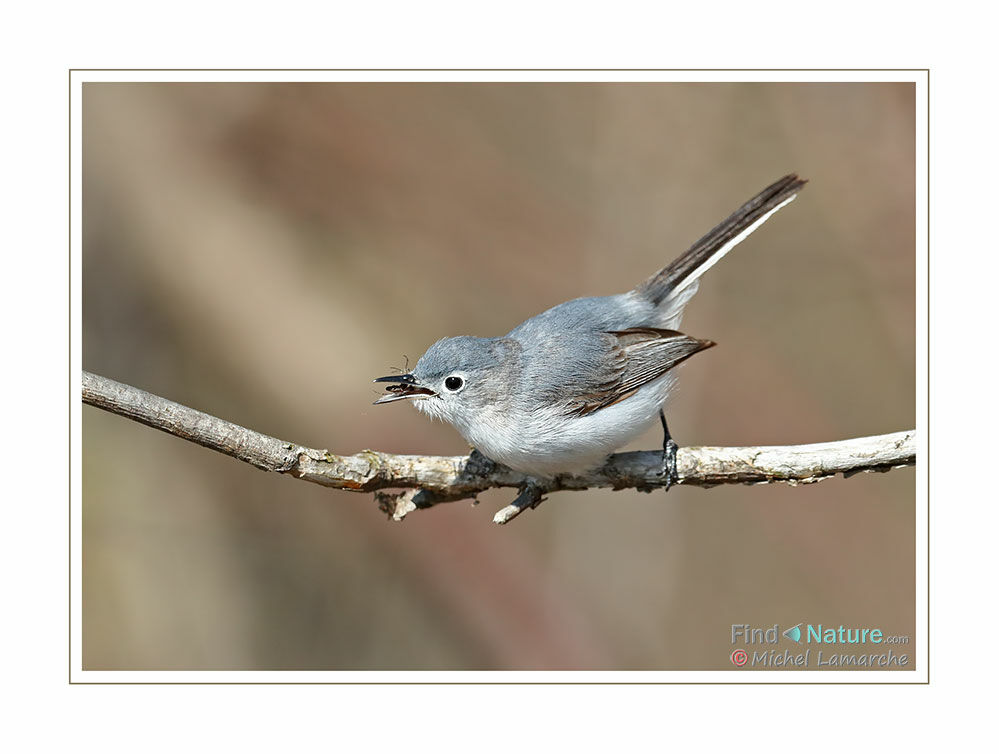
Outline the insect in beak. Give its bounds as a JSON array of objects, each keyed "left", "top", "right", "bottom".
[{"left": 372, "top": 374, "right": 437, "bottom": 404}]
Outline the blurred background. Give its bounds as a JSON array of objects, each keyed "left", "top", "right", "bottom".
[{"left": 82, "top": 82, "right": 915, "bottom": 671}]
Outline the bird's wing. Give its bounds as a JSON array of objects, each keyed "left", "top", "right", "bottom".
[{"left": 564, "top": 328, "right": 715, "bottom": 417}]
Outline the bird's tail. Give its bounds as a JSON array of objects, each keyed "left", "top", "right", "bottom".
[{"left": 636, "top": 174, "right": 807, "bottom": 308}]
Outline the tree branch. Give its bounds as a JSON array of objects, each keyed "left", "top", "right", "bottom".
[{"left": 81, "top": 371, "right": 916, "bottom": 524}]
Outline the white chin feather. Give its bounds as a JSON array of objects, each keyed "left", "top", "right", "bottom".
[{"left": 414, "top": 397, "right": 445, "bottom": 421}]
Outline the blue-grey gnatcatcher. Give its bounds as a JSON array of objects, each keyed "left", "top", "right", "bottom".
[{"left": 374, "top": 174, "right": 806, "bottom": 485}]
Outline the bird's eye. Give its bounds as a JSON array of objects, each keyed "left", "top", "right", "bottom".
[{"left": 444, "top": 376, "right": 464, "bottom": 392}]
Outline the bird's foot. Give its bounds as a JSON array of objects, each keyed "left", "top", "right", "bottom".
[
  {"left": 659, "top": 409, "right": 679, "bottom": 491},
  {"left": 662, "top": 437, "right": 679, "bottom": 491}
]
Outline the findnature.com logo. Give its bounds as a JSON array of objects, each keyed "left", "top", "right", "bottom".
[{"left": 729, "top": 623, "right": 911, "bottom": 668}]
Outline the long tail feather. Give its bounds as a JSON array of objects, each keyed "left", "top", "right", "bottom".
[{"left": 637, "top": 174, "right": 807, "bottom": 306}]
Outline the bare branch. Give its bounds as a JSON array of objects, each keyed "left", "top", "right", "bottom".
[{"left": 81, "top": 371, "right": 916, "bottom": 523}]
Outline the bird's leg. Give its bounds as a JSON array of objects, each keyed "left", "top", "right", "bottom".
[{"left": 659, "top": 410, "right": 679, "bottom": 490}]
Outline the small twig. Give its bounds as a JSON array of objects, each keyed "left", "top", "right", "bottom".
[
  {"left": 493, "top": 483, "right": 548, "bottom": 525},
  {"left": 81, "top": 371, "right": 916, "bottom": 524}
]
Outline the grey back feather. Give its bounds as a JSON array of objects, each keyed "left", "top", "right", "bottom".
[{"left": 505, "top": 295, "right": 709, "bottom": 416}]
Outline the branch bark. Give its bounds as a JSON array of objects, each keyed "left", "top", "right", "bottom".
[{"left": 81, "top": 371, "right": 916, "bottom": 524}]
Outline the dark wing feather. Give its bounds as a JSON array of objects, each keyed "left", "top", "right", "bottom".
[{"left": 565, "top": 328, "right": 715, "bottom": 417}]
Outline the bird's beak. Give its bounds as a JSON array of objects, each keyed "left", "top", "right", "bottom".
[{"left": 372, "top": 373, "right": 437, "bottom": 405}]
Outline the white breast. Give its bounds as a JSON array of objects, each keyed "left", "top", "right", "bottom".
[{"left": 457, "top": 374, "right": 676, "bottom": 478}]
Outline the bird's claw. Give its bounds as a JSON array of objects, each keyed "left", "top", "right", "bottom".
[{"left": 662, "top": 437, "right": 679, "bottom": 490}]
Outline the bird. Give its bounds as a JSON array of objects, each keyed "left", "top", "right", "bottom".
[{"left": 373, "top": 174, "right": 806, "bottom": 486}]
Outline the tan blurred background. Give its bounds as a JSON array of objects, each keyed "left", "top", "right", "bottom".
[{"left": 82, "top": 82, "right": 915, "bottom": 671}]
